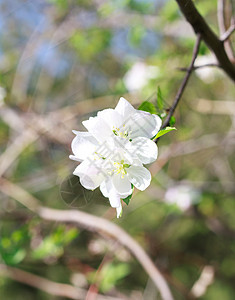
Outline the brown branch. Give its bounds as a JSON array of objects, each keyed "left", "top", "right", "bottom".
[
  {"left": 0, "top": 264, "right": 120, "bottom": 300},
  {"left": 217, "top": 0, "right": 235, "bottom": 61},
  {"left": 0, "top": 178, "right": 174, "bottom": 300},
  {"left": 161, "top": 34, "right": 201, "bottom": 129},
  {"left": 175, "top": 0, "right": 235, "bottom": 81}
]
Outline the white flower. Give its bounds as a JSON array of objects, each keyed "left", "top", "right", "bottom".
[
  {"left": 82, "top": 97, "right": 162, "bottom": 142},
  {"left": 124, "top": 62, "right": 160, "bottom": 91},
  {"left": 164, "top": 185, "right": 201, "bottom": 211},
  {"left": 70, "top": 97, "right": 161, "bottom": 218}
]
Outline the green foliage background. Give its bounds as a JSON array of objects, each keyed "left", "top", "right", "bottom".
[{"left": 0, "top": 0, "right": 234, "bottom": 299}]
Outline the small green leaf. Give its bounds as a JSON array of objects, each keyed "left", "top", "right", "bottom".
[
  {"left": 138, "top": 101, "right": 157, "bottom": 114},
  {"left": 154, "top": 127, "right": 176, "bottom": 139},
  {"left": 122, "top": 194, "right": 132, "bottom": 206},
  {"left": 169, "top": 116, "right": 176, "bottom": 126},
  {"left": 122, "top": 184, "right": 134, "bottom": 205}
]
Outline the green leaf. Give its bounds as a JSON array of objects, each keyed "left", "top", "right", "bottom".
[
  {"left": 122, "top": 194, "right": 132, "bottom": 206},
  {"left": 122, "top": 184, "right": 134, "bottom": 205},
  {"left": 154, "top": 127, "right": 176, "bottom": 139},
  {"left": 138, "top": 101, "right": 157, "bottom": 114},
  {"left": 99, "top": 263, "right": 130, "bottom": 292},
  {"left": 31, "top": 225, "right": 79, "bottom": 260},
  {"left": 169, "top": 116, "right": 176, "bottom": 126}
]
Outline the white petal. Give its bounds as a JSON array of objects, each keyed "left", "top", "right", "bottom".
[
  {"left": 100, "top": 179, "right": 123, "bottom": 210},
  {"left": 127, "top": 165, "right": 151, "bottom": 191},
  {"left": 73, "top": 160, "right": 106, "bottom": 190},
  {"left": 69, "top": 155, "right": 82, "bottom": 162},
  {"left": 115, "top": 97, "right": 136, "bottom": 118},
  {"left": 100, "top": 178, "right": 113, "bottom": 198},
  {"left": 152, "top": 114, "right": 162, "bottom": 136},
  {"left": 71, "top": 131, "right": 98, "bottom": 161},
  {"left": 109, "top": 189, "right": 121, "bottom": 208},
  {"left": 112, "top": 173, "right": 132, "bottom": 197},
  {"left": 127, "top": 137, "right": 158, "bottom": 164},
  {"left": 126, "top": 111, "right": 160, "bottom": 139},
  {"left": 97, "top": 109, "right": 123, "bottom": 130},
  {"left": 82, "top": 116, "right": 111, "bottom": 142}
]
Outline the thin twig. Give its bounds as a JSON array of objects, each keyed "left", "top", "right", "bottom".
[
  {"left": 217, "top": 0, "right": 235, "bottom": 60},
  {"left": 220, "top": 24, "right": 235, "bottom": 41},
  {"left": 178, "top": 63, "right": 220, "bottom": 72},
  {"left": 161, "top": 34, "right": 201, "bottom": 129},
  {"left": 0, "top": 178, "right": 174, "bottom": 300}
]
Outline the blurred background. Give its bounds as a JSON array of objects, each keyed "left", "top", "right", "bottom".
[{"left": 0, "top": 0, "right": 235, "bottom": 299}]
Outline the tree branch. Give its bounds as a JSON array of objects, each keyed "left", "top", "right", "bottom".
[
  {"left": 220, "top": 24, "right": 235, "bottom": 42},
  {"left": 0, "top": 264, "right": 120, "bottom": 300},
  {"left": 178, "top": 63, "right": 220, "bottom": 72},
  {"left": 175, "top": 0, "right": 235, "bottom": 81},
  {"left": 161, "top": 34, "right": 201, "bottom": 129},
  {"left": 0, "top": 178, "right": 174, "bottom": 300},
  {"left": 217, "top": 0, "right": 235, "bottom": 61}
]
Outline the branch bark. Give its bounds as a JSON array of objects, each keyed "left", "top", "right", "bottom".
[{"left": 175, "top": 0, "right": 235, "bottom": 81}]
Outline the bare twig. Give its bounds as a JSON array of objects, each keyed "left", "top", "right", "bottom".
[
  {"left": 161, "top": 34, "right": 201, "bottom": 129},
  {"left": 0, "top": 178, "right": 174, "bottom": 300},
  {"left": 175, "top": 0, "right": 235, "bottom": 81},
  {"left": 178, "top": 63, "right": 220, "bottom": 72},
  {"left": 0, "top": 264, "right": 121, "bottom": 300},
  {"left": 217, "top": 0, "right": 235, "bottom": 61},
  {"left": 220, "top": 24, "right": 235, "bottom": 42}
]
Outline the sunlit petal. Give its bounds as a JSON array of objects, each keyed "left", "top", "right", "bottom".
[
  {"left": 127, "top": 137, "right": 158, "bottom": 164},
  {"left": 73, "top": 160, "right": 106, "bottom": 190},
  {"left": 127, "top": 165, "right": 151, "bottom": 191},
  {"left": 71, "top": 131, "right": 98, "bottom": 161},
  {"left": 112, "top": 173, "right": 132, "bottom": 197}
]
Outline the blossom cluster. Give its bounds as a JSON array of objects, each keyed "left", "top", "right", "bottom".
[{"left": 70, "top": 97, "right": 162, "bottom": 218}]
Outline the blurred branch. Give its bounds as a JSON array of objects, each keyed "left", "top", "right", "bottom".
[
  {"left": 150, "top": 132, "right": 235, "bottom": 176},
  {"left": 0, "top": 264, "right": 120, "bottom": 300},
  {"left": 220, "top": 24, "right": 235, "bottom": 42},
  {"left": 0, "top": 178, "right": 174, "bottom": 300},
  {"left": 38, "top": 208, "right": 172, "bottom": 300},
  {"left": 175, "top": 0, "right": 235, "bottom": 81},
  {"left": 161, "top": 34, "right": 201, "bottom": 129},
  {"left": 190, "top": 98, "right": 235, "bottom": 115},
  {"left": 0, "top": 128, "right": 37, "bottom": 178},
  {"left": 217, "top": 0, "right": 235, "bottom": 61}
]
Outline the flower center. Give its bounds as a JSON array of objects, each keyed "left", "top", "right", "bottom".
[
  {"left": 112, "top": 125, "right": 131, "bottom": 139},
  {"left": 92, "top": 151, "right": 106, "bottom": 161},
  {"left": 112, "top": 160, "right": 130, "bottom": 179}
]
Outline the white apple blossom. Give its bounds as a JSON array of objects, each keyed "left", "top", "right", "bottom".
[
  {"left": 164, "top": 185, "right": 201, "bottom": 211},
  {"left": 123, "top": 62, "right": 160, "bottom": 92},
  {"left": 70, "top": 97, "right": 162, "bottom": 218}
]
